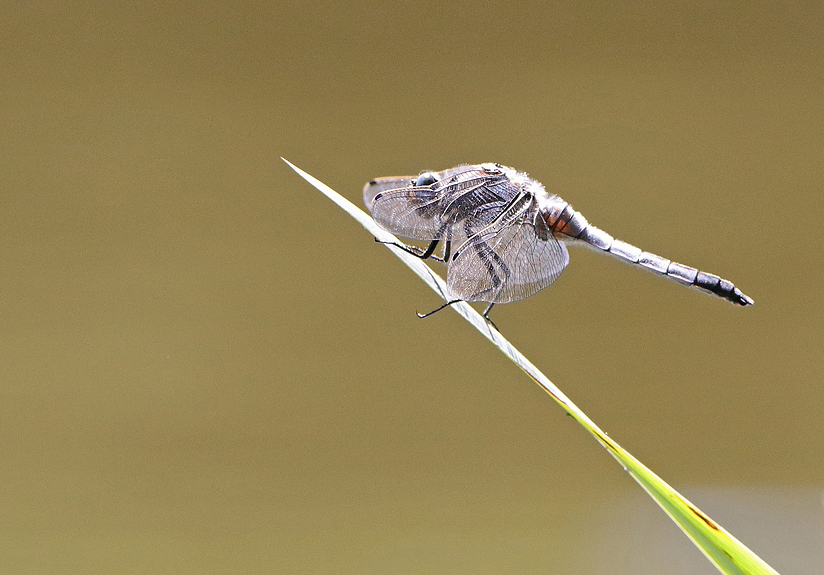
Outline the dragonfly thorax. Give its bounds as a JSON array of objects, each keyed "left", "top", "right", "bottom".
[{"left": 533, "top": 193, "right": 588, "bottom": 240}]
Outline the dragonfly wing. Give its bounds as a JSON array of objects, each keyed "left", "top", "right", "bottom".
[
  {"left": 363, "top": 175, "right": 415, "bottom": 210},
  {"left": 368, "top": 185, "right": 445, "bottom": 240},
  {"left": 447, "top": 209, "right": 569, "bottom": 304}
]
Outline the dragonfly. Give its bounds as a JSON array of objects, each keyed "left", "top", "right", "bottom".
[{"left": 363, "top": 163, "right": 753, "bottom": 324}]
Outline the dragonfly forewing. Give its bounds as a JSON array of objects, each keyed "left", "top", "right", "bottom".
[
  {"left": 363, "top": 175, "right": 419, "bottom": 210},
  {"left": 369, "top": 186, "right": 446, "bottom": 240}
]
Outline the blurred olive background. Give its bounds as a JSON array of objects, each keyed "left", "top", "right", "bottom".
[{"left": 2, "top": 1, "right": 823, "bottom": 573}]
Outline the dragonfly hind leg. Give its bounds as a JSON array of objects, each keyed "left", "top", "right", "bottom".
[{"left": 416, "top": 300, "right": 499, "bottom": 331}]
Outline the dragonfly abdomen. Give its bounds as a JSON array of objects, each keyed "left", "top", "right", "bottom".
[{"left": 543, "top": 201, "right": 754, "bottom": 306}]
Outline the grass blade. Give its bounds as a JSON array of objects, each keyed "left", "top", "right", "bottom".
[{"left": 283, "top": 158, "right": 780, "bottom": 575}]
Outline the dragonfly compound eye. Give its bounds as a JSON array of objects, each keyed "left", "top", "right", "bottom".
[{"left": 415, "top": 171, "right": 438, "bottom": 186}]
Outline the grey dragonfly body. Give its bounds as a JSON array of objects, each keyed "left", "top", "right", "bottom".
[{"left": 363, "top": 163, "right": 753, "bottom": 318}]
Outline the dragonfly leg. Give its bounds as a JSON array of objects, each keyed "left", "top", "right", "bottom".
[
  {"left": 417, "top": 300, "right": 499, "bottom": 330},
  {"left": 374, "top": 238, "right": 445, "bottom": 262},
  {"left": 442, "top": 240, "right": 452, "bottom": 262},
  {"left": 481, "top": 303, "right": 498, "bottom": 331},
  {"left": 416, "top": 299, "right": 463, "bottom": 318}
]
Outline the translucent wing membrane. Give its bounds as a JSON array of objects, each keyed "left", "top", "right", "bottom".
[
  {"left": 448, "top": 201, "right": 569, "bottom": 304},
  {"left": 362, "top": 175, "right": 415, "bottom": 210},
  {"left": 369, "top": 186, "right": 444, "bottom": 240}
]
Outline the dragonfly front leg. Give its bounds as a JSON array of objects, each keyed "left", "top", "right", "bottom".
[{"left": 416, "top": 299, "right": 463, "bottom": 318}]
